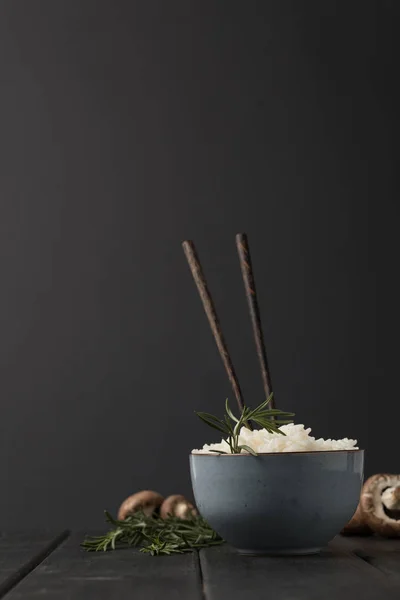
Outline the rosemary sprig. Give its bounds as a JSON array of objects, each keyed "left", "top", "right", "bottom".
[
  {"left": 82, "top": 511, "right": 223, "bottom": 556},
  {"left": 196, "top": 393, "right": 294, "bottom": 454}
]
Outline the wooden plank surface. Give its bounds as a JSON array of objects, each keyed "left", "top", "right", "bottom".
[
  {"left": 1, "top": 532, "right": 399, "bottom": 599},
  {"left": 199, "top": 542, "right": 400, "bottom": 600},
  {"left": 0, "top": 531, "right": 69, "bottom": 598},
  {"left": 5, "top": 533, "right": 203, "bottom": 600},
  {"left": 334, "top": 535, "right": 400, "bottom": 580}
]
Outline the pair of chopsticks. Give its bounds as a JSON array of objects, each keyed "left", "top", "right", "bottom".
[{"left": 182, "top": 233, "right": 275, "bottom": 414}]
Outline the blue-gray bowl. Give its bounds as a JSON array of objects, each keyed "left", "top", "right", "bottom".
[{"left": 190, "top": 450, "right": 364, "bottom": 555}]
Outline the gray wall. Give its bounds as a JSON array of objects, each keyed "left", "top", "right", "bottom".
[{"left": 0, "top": 1, "right": 398, "bottom": 528}]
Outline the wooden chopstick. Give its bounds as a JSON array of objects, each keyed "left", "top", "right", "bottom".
[
  {"left": 236, "top": 233, "right": 275, "bottom": 410},
  {"left": 182, "top": 240, "right": 245, "bottom": 414}
]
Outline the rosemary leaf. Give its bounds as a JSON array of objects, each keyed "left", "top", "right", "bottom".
[
  {"left": 237, "top": 444, "right": 258, "bottom": 456},
  {"left": 82, "top": 511, "right": 223, "bottom": 556},
  {"left": 195, "top": 393, "right": 294, "bottom": 455},
  {"left": 225, "top": 398, "right": 239, "bottom": 423}
]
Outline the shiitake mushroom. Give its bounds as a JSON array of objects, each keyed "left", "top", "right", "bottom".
[
  {"left": 341, "top": 502, "right": 372, "bottom": 536},
  {"left": 117, "top": 490, "right": 164, "bottom": 520},
  {"left": 342, "top": 474, "right": 400, "bottom": 537},
  {"left": 360, "top": 474, "right": 400, "bottom": 537},
  {"left": 160, "top": 495, "right": 198, "bottom": 520}
]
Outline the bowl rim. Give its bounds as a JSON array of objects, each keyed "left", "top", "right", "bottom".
[{"left": 190, "top": 448, "right": 364, "bottom": 456}]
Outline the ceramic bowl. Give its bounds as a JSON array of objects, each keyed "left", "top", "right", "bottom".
[{"left": 190, "top": 450, "right": 364, "bottom": 555}]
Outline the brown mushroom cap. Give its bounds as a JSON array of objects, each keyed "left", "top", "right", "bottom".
[
  {"left": 360, "top": 474, "right": 400, "bottom": 538},
  {"left": 341, "top": 502, "right": 372, "bottom": 536},
  {"left": 117, "top": 490, "right": 164, "bottom": 520},
  {"left": 160, "top": 495, "right": 198, "bottom": 520}
]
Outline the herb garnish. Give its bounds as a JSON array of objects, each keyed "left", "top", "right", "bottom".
[
  {"left": 196, "top": 394, "right": 294, "bottom": 455},
  {"left": 82, "top": 511, "right": 223, "bottom": 555}
]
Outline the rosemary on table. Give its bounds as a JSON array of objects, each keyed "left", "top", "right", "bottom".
[
  {"left": 196, "top": 393, "right": 294, "bottom": 455},
  {"left": 82, "top": 511, "right": 223, "bottom": 556}
]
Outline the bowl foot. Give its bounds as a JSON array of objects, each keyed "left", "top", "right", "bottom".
[{"left": 237, "top": 547, "right": 322, "bottom": 556}]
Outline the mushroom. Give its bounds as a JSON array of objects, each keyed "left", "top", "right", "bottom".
[
  {"left": 360, "top": 474, "right": 400, "bottom": 537},
  {"left": 341, "top": 502, "right": 372, "bottom": 536},
  {"left": 160, "top": 495, "right": 198, "bottom": 520},
  {"left": 117, "top": 490, "right": 164, "bottom": 520}
]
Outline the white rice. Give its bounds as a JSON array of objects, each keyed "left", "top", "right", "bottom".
[{"left": 192, "top": 423, "right": 358, "bottom": 454}]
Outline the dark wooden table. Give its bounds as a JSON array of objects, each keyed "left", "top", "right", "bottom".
[{"left": 1, "top": 532, "right": 399, "bottom": 599}]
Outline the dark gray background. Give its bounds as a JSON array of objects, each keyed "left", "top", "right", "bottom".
[{"left": 0, "top": 1, "right": 398, "bottom": 528}]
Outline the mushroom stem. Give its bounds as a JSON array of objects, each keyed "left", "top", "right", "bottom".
[{"left": 381, "top": 486, "right": 400, "bottom": 511}]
